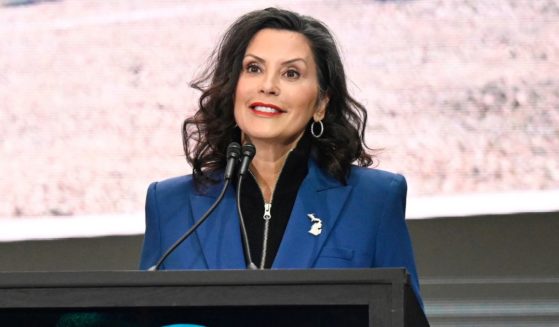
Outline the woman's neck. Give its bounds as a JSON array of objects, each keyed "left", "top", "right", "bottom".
[{"left": 247, "top": 135, "right": 303, "bottom": 203}]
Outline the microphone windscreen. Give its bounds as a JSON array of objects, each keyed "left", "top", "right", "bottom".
[
  {"left": 224, "top": 142, "right": 241, "bottom": 180},
  {"left": 238, "top": 144, "right": 256, "bottom": 176}
]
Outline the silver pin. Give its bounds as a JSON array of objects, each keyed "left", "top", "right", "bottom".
[{"left": 307, "top": 213, "right": 322, "bottom": 236}]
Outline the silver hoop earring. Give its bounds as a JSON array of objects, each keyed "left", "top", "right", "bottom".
[{"left": 310, "top": 120, "right": 324, "bottom": 138}]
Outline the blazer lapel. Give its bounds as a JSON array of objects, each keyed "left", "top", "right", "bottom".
[
  {"left": 190, "top": 181, "right": 246, "bottom": 269},
  {"left": 273, "top": 160, "right": 352, "bottom": 268}
]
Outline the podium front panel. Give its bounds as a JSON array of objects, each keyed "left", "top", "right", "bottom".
[{"left": 0, "top": 269, "right": 423, "bottom": 326}]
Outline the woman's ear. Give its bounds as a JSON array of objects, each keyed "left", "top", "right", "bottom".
[{"left": 313, "top": 94, "right": 329, "bottom": 121}]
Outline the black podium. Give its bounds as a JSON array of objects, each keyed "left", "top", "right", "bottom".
[{"left": 0, "top": 268, "right": 427, "bottom": 326}]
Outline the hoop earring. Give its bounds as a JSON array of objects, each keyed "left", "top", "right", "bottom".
[{"left": 310, "top": 120, "right": 324, "bottom": 138}]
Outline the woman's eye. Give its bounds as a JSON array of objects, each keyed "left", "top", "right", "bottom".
[
  {"left": 284, "top": 69, "right": 300, "bottom": 79},
  {"left": 246, "top": 63, "right": 261, "bottom": 73}
]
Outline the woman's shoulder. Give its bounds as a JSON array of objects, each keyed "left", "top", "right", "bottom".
[
  {"left": 148, "top": 174, "right": 196, "bottom": 199},
  {"left": 152, "top": 174, "right": 194, "bottom": 188},
  {"left": 347, "top": 166, "right": 407, "bottom": 194},
  {"left": 148, "top": 173, "right": 225, "bottom": 198}
]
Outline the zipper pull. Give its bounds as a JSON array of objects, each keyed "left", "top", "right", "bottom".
[{"left": 263, "top": 203, "right": 272, "bottom": 221}]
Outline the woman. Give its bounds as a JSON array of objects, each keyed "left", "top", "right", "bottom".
[{"left": 140, "top": 8, "right": 423, "bottom": 306}]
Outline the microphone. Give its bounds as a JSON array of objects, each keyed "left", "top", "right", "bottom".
[
  {"left": 236, "top": 143, "right": 258, "bottom": 270},
  {"left": 224, "top": 142, "right": 242, "bottom": 180},
  {"left": 148, "top": 142, "right": 241, "bottom": 271},
  {"left": 238, "top": 144, "right": 256, "bottom": 176}
]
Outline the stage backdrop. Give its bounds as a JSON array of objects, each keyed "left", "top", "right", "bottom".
[{"left": 1, "top": 0, "right": 558, "bottom": 239}]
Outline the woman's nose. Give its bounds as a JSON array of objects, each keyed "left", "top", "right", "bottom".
[{"left": 259, "top": 73, "right": 280, "bottom": 95}]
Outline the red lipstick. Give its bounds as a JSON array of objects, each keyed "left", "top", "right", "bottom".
[{"left": 249, "top": 102, "right": 286, "bottom": 117}]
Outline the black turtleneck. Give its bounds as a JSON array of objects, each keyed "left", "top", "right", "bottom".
[{"left": 239, "top": 132, "right": 311, "bottom": 269}]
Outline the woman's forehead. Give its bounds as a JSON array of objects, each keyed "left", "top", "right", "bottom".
[{"left": 244, "top": 28, "right": 314, "bottom": 63}]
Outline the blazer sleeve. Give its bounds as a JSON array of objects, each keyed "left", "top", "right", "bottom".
[
  {"left": 139, "top": 182, "right": 162, "bottom": 270},
  {"left": 373, "top": 174, "right": 423, "bottom": 308}
]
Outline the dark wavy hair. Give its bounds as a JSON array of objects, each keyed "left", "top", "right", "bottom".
[{"left": 183, "top": 7, "right": 373, "bottom": 189}]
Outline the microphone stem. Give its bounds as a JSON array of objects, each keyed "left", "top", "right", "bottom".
[{"left": 237, "top": 174, "right": 257, "bottom": 269}]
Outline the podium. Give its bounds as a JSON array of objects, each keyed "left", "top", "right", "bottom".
[{"left": 0, "top": 268, "right": 428, "bottom": 326}]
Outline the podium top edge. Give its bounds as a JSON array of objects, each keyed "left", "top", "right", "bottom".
[{"left": 0, "top": 268, "right": 409, "bottom": 288}]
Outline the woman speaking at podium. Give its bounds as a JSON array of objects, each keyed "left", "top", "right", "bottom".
[{"left": 140, "top": 8, "right": 423, "bottom": 306}]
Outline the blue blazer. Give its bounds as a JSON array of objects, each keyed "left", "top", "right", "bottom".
[{"left": 140, "top": 159, "right": 422, "bottom": 305}]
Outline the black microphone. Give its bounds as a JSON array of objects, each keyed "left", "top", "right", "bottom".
[
  {"left": 238, "top": 144, "right": 256, "bottom": 177},
  {"left": 148, "top": 142, "right": 241, "bottom": 271},
  {"left": 236, "top": 143, "right": 258, "bottom": 270},
  {"left": 224, "top": 142, "right": 242, "bottom": 180}
]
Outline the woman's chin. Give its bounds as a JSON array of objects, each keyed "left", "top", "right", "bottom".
[{"left": 242, "top": 132, "right": 304, "bottom": 150}]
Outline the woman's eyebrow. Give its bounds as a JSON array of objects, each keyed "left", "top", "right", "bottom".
[
  {"left": 244, "top": 54, "right": 307, "bottom": 66},
  {"left": 282, "top": 58, "right": 307, "bottom": 66},
  {"left": 244, "top": 54, "right": 265, "bottom": 62}
]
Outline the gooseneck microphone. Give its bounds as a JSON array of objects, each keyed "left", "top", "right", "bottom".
[
  {"left": 148, "top": 142, "right": 242, "bottom": 271},
  {"left": 236, "top": 144, "right": 258, "bottom": 270},
  {"left": 238, "top": 144, "right": 256, "bottom": 176},
  {"left": 224, "top": 142, "right": 242, "bottom": 180}
]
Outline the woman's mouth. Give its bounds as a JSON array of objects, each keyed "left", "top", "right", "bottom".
[{"left": 250, "top": 102, "right": 286, "bottom": 117}]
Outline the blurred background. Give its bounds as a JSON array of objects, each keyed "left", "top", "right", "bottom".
[{"left": 1, "top": 0, "right": 558, "bottom": 325}]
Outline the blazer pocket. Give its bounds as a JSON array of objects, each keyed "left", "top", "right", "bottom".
[{"left": 319, "top": 247, "right": 355, "bottom": 261}]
